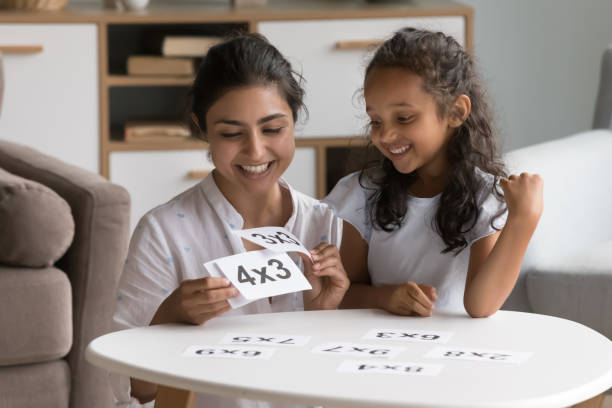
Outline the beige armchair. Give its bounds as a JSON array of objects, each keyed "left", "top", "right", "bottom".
[{"left": 0, "top": 52, "right": 131, "bottom": 407}]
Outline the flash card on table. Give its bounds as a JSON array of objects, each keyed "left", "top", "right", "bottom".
[
  {"left": 233, "top": 227, "right": 312, "bottom": 261},
  {"left": 219, "top": 333, "right": 311, "bottom": 346},
  {"left": 337, "top": 360, "right": 443, "bottom": 376},
  {"left": 312, "top": 343, "right": 405, "bottom": 358},
  {"left": 183, "top": 345, "right": 275, "bottom": 360},
  {"left": 204, "top": 249, "right": 311, "bottom": 309},
  {"left": 363, "top": 328, "right": 454, "bottom": 344},
  {"left": 425, "top": 346, "right": 532, "bottom": 364}
]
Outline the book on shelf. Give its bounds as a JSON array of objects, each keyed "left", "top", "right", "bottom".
[
  {"left": 124, "top": 120, "right": 191, "bottom": 143},
  {"left": 161, "top": 36, "right": 223, "bottom": 57},
  {"left": 126, "top": 56, "right": 195, "bottom": 76}
]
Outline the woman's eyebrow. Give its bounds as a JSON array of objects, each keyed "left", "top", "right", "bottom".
[
  {"left": 214, "top": 113, "right": 286, "bottom": 126},
  {"left": 257, "top": 113, "right": 286, "bottom": 125},
  {"left": 214, "top": 119, "right": 244, "bottom": 126}
]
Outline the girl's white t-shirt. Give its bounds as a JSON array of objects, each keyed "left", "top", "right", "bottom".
[
  {"left": 111, "top": 173, "right": 342, "bottom": 408},
  {"left": 323, "top": 168, "right": 507, "bottom": 314}
]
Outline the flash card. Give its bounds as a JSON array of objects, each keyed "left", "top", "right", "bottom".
[
  {"left": 312, "top": 343, "right": 405, "bottom": 358},
  {"left": 182, "top": 345, "right": 274, "bottom": 359},
  {"left": 219, "top": 333, "right": 311, "bottom": 347},
  {"left": 204, "top": 249, "right": 311, "bottom": 308},
  {"left": 233, "top": 227, "right": 312, "bottom": 260},
  {"left": 363, "top": 328, "right": 454, "bottom": 344},
  {"left": 425, "top": 346, "right": 532, "bottom": 364},
  {"left": 337, "top": 360, "right": 443, "bottom": 376}
]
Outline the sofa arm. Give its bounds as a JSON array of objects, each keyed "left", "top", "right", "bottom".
[
  {"left": 0, "top": 140, "right": 130, "bottom": 408},
  {"left": 501, "top": 129, "right": 612, "bottom": 312}
]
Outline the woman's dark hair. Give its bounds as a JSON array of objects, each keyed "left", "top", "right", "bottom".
[
  {"left": 361, "top": 27, "right": 507, "bottom": 254},
  {"left": 189, "top": 32, "right": 306, "bottom": 138}
]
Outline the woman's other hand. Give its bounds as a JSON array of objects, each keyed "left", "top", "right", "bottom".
[
  {"left": 150, "top": 277, "right": 238, "bottom": 325},
  {"left": 302, "top": 243, "right": 350, "bottom": 310}
]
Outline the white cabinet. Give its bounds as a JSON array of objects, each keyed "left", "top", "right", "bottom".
[
  {"left": 110, "top": 150, "right": 213, "bottom": 232},
  {"left": 284, "top": 146, "right": 316, "bottom": 197},
  {"left": 0, "top": 24, "right": 99, "bottom": 173},
  {"left": 259, "top": 17, "right": 465, "bottom": 138},
  {"left": 110, "top": 147, "right": 316, "bottom": 233}
]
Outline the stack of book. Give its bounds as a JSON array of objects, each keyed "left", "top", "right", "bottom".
[
  {"left": 124, "top": 120, "right": 191, "bottom": 143},
  {"left": 126, "top": 36, "right": 222, "bottom": 76}
]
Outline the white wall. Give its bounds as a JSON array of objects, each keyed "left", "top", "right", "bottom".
[
  {"left": 458, "top": 0, "right": 612, "bottom": 150},
  {"left": 75, "top": 0, "right": 612, "bottom": 150}
]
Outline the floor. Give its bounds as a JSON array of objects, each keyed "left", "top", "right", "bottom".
[{"left": 604, "top": 395, "right": 612, "bottom": 408}]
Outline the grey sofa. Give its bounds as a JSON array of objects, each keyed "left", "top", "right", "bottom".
[{"left": 501, "top": 44, "right": 612, "bottom": 342}]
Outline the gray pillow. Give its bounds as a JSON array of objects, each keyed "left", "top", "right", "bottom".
[{"left": 0, "top": 167, "right": 74, "bottom": 267}]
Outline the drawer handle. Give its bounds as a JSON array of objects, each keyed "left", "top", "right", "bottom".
[
  {"left": 0, "top": 45, "right": 44, "bottom": 55},
  {"left": 335, "top": 39, "right": 384, "bottom": 50},
  {"left": 187, "top": 170, "right": 211, "bottom": 179}
]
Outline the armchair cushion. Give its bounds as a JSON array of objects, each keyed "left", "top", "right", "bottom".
[
  {"left": 0, "top": 167, "right": 74, "bottom": 267},
  {"left": 0, "top": 360, "right": 70, "bottom": 407},
  {"left": 0, "top": 266, "right": 72, "bottom": 366},
  {"left": 0, "top": 140, "right": 130, "bottom": 408},
  {"left": 527, "top": 240, "right": 612, "bottom": 339}
]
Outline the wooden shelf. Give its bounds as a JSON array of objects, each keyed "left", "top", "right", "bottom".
[
  {"left": 107, "top": 75, "right": 195, "bottom": 87},
  {"left": 0, "top": 1, "right": 472, "bottom": 24},
  {"left": 295, "top": 136, "right": 367, "bottom": 148},
  {"left": 106, "top": 136, "right": 364, "bottom": 152},
  {"left": 107, "top": 138, "right": 208, "bottom": 152}
]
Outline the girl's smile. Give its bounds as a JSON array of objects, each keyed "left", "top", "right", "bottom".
[{"left": 385, "top": 143, "right": 412, "bottom": 156}]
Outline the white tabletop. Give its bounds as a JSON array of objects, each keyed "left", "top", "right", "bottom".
[{"left": 86, "top": 309, "right": 612, "bottom": 408}]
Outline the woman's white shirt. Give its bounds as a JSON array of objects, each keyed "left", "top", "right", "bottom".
[
  {"left": 323, "top": 168, "right": 506, "bottom": 314},
  {"left": 111, "top": 173, "right": 342, "bottom": 408}
]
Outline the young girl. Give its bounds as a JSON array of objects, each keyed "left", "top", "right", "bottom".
[
  {"left": 112, "top": 33, "right": 349, "bottom": 408},
  {"left": 326, "top": 28, "right": 543, "bottom": 318}
]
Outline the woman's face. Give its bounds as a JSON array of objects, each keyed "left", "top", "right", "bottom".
[{"left": 205, "top": 85, "right": 295, "bottom": 198}]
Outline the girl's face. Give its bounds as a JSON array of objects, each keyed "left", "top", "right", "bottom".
[
  {"left": 364, "top": 67, "right": 455, "bottom": 177},
  {"left": 205, "top": 85, "right": 295, "bottom": 197}
]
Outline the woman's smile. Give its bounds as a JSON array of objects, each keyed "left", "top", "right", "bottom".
[{"left": 237, "top": 161, "right": 275, "bottom": 179}]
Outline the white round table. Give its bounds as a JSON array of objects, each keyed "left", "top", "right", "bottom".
[{"left": 86, "top": 309, "right": 612, "bottom": 408}]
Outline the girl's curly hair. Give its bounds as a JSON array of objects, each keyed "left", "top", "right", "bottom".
[{"left": 361, "top": 28, "right": 507, "bottom": 254}]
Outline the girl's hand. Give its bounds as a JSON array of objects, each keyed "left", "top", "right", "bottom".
[
  {"left": 301, "top": 243, "right": 350, "bottom": 310},
  {"left": 500, "top": 173, "right": 544, "bottom": 225},
  {"left": 150, "top": 277, "right": 238, "bottom": 325},
  {"left": 383, "top": 282, "right": 438, "bottom": 317}
]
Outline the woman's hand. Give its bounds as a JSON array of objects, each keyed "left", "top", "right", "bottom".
[
  {"left": 301, "top": 243, "right": 350, "bottom": 310},
  {"left": 500, "top": 173, "right": 543, "bottom": 226},
  {"left": 150, "top": 277, "right": 238, "bottom": 325},
  {"left": 382, "top": 282, "right": 438, "bottom": 317}
]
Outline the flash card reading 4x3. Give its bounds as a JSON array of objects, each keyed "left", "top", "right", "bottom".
[{"left": 204, "top": 249, "right": 311, "bottom": 308}]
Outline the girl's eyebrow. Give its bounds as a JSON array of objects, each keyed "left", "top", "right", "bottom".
[
  {"left": 366, "top": 102, "right": 414, "bottom": 112},
  {"left": 214, "top": 113, "right": 287, "bottom": 126}
]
